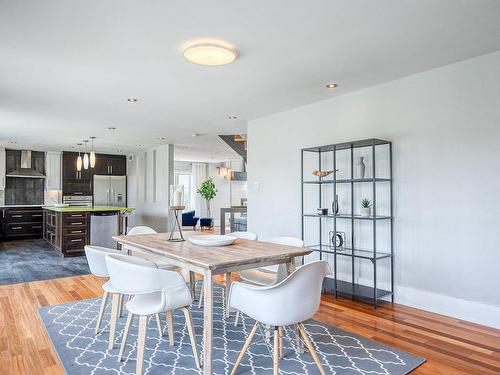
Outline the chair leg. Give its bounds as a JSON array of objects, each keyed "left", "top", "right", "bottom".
[
  {"left": 198, "top": 283, "right": 204, "bottom": 308},
  {"left": 298, "top": 324, "right": 325, "bottom": 375},
  {"left": 155, "top": 313, "right": 163, "bottom": 338},
  {"left": 136, "top": 315, "right": 148, "bottom": 375},
  {"left": 166, "top": 310, "right": 174, "bottom": 346},
  {"left": 181, "top": 307, "right": 200, "bottom": 369},
  {"left": 273, "top": 327, "right": 280, "bottom": 375},
  {"left": 118, "top": 294, "right": 124, "bottom": 317},
  {"left": 230, "top": 322, "right": 259, "bottom": 375},
  {"left": 278, "top": 326, "right": 284, "bottom": 359},
  {"left": 108, "top": 293, "right": 121, "bottom": 350},
  {"left": 234, "top": 311, "right": 240, "bottom": 327},
  {"left": 95, "top": 291, "right": 109, "bottom": 335},
  {"left": 118, "top": 312, "right": 134, "bottom": 362}
]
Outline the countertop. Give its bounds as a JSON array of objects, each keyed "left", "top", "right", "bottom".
[
  {"left": 43, "top": 206, "right": 135, "bottom": 213},
  {"left": 0, "top": 205, "right": 44, "bottom": 208}
]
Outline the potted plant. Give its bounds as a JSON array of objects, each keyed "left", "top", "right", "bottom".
[
  {"left": 361, "top": 198, "right": 372, "bottom": 217},
  {"left": 197, "top": 178, "right": 217, "bottom": 217}
]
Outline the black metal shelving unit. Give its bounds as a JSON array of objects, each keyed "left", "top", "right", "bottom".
[{"left": 301, "top": 138, "right": 394, "bottom": 307}]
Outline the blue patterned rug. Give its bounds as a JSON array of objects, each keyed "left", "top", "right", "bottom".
[{"left": 38, "top": 283, "right": 425, "bottom": 374}]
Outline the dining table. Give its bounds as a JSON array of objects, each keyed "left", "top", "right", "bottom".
[{"left": 113, "top": 232, "right": 312, "bottom": 375}]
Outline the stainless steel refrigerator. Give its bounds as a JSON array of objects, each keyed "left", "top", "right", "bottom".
[{"left": 93, "top": 175, "right": 127, "bottom": 207}]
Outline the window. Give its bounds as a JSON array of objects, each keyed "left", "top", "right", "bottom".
[{"left": 174, "top": 172, "right": 191, "bottom": 209}]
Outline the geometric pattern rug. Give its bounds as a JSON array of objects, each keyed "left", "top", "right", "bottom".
[{"left": 38, "top": 283, "right": 425, "bottom": 374}]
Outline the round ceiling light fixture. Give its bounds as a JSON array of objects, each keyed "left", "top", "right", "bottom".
[
  {"left": 127, "top": 98, "right": 138, "bottom": 102},
  {"left": 326, "top": 83, "right": 338, "bottom": 89},
  {"left": 228, "top": 115, "right": 237, "bottom": 120},
  {"left": 108, "top": 126, "right": 116, "bottom": 130},
  {"left": 183, "top": 42, "right": 238, "bottom": 66}
]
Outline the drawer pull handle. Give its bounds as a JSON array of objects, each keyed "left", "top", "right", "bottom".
[
  {"left": 32, "top": 226, "right": 42, "bottom": 229},
  {"left": 70, "top": 239, "right": 82, "bottom": 243},
  {"left": 12, "top": 226, "right": 22, "bottom": 230},
  {"left": 32, "top": 214, "right": 43, "bottom": 217},
  {"left": 11, "top": 215, "right": 23, "bottom": 218},
  {"left": 70, "top": 214, "right": 83, "bottom": 217},
  {"left": 71, "top": 222, "right": 83, "bottom": 225},
  {"left": 71, "top": 230, "right": 83, "bottom": 233}
]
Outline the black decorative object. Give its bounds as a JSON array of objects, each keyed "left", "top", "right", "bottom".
[{"left": 301, "top": 138, "right": 394, "bottom": 308}]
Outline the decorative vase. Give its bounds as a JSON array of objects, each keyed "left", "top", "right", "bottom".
[
  {"left": 332, "top": 194, "right": 339, "bottom": 215},
  {"left": 361, "top": 207, "right": 371, "bottom": 217},
  {"left": 356, "top": 157, "right": 366, "bottom": 179}
]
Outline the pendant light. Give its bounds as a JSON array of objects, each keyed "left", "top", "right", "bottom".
[
  {"left": 89, "top": 136, "right": 96, "bottom": 168},
  {"left": 76, "top": 143, "right": 83, "bottom": 172},
  {"left": 83, "top": 140, "right": 89, "bottom": 169}
]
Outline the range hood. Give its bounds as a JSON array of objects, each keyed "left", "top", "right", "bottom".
[{"left": 6, "top": 150, "right": 46, "bottom": 178}]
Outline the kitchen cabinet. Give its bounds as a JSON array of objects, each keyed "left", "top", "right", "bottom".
[
  {"left": 94, "top": 154, "right": 126, "bottom": 176},
  {"left": 44, "top": 210, "right": 90, "bottom": 256},
  {"left": 0, "top": 148, "right": 5, "bottom": 189},
  {"left": 62, "top": 152, "right": 92, "bottom": 196},
  {"left": 45, "top": 151, "right": 61, "bottom": 190},
  {"left": 3, "top": 206, "right": 43, "bottom": 239}
]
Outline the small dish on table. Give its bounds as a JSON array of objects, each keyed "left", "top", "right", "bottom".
[{"left": 188, "top": 235, "right": 237, "bottom": 247}]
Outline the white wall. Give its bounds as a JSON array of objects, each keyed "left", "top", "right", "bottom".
[
  {"left": 127, "top": 144, "right": 174, "bottom": 232},
  {"left": 248, "top": 51, "right": 500, "bottom": 328}
]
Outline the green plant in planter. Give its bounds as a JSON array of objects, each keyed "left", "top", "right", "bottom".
[
  {"left": 361, "top": 198, "right": 372, "bottom": 208},
  {"left": 197, "top": 178, "right": 218, "bottom": 217}
]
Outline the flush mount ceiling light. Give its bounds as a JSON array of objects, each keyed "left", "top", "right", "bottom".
[
  {"left": 127, "top": 98, "right": 138, "bottom": 102},
  {"left": 228, "top": 115, "right": 237, "bottom": 120},
  {"left": 108, "top": 126, "right": 116, "bottom": 130},
  {"left": 9, "top": 141, "right": 18, "bottom": 144},
  {"left": 183, "top": 43, "right": 238, "bottom": 66},
  {"left": 157, "top": 137, "right": 165, "bottom": 141},
  {"left": 326, "top": 83, "right": 338, "bottom": 89}
]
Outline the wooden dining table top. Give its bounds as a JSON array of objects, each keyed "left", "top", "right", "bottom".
[{"left": 113, "top": 232, "right": 312, "bottom": 274}]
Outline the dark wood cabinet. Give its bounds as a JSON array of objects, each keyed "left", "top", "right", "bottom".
[
  {"left": 3, "top": 207, "right": 43, "bottom": 239},
  {"left": 44, "top": 210, "right": 89, "bottom": 257},
  {"left": 62, "top": 152, "right": 126, "bottom": 196}
]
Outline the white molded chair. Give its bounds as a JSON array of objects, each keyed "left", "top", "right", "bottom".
[
  {"left": 85, "top": 245, "right": 167, "bottom": 350},
  {"left": 197, "top": 231, "right": 258, "bottom": 309},
  {"left": 125, "top": 226, "right": 174, "bottom": 270},
  {"left": 228, "top": 260, "right": 331, "bottom": 375},
  {"left": 106, "top": 254, "right": 200, "bottom": 375},
  {"left": 234, "top": 236, "right": 304, "bottom": 325}
]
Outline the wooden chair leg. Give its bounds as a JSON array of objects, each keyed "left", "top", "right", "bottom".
[
  {"left": 155, "top": 313, "right": 163, "bottom": 338},
  {"left": 181, "top": 307, "right": 201, "bottom": 368},
  {"left": 136, "top": 315, "right": 148, "bottom": 375},
  {"left": 234, "top": 311, "right": 240, "bottom": 326},
  {"left": 118, "top": 312, "right": 134, "bottom": 362},
  {"left": 108, "top": 293, "right": 121, "bottom": 350},
  {"left": 230, "top": 322, "right": 259, "bottom": 375},
  {"left": 166, "top": 310, "right": 174, "bottom": 346},
  {"left": 95, "top": 291, "right": 109, "bottom": 335},
  {"left": 118, "top": 294, "right": 124, "bottom": 317},
  {"left": 298, "top": 324, "right": 325, "bottom": 375},
  {"left": 273, "top": 328, "right": 279, "bottom": 375},
  {"left": 278, "top": 326, "right": 284, "bottom": 359}
]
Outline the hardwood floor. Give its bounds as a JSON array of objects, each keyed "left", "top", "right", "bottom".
[{"left": 0, "top": 274, "right": 498, "bottom": 374}]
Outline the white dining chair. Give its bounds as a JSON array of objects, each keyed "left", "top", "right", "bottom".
[
  {"left": 234, "top": 236, "right": 304, "bottom": 325},
  {"left": 228, "top": 260, "right": 331, "bottom": 375},
  {"left": 85, "top": 245, "right": 168, "bottom": 350},
  {"left": 197, "top": 231, "right": 258, "bottom": 309},
  {"left": 106, "top": 254, "right": 200, "bottom": 375},
  {"left": 125, "top": 226, "right": 174, "bottom": 270}
]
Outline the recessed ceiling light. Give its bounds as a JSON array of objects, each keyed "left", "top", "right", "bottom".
[
  {"left": 127, "top": 98, "right": 138, "bottom": 102},
  {"left": 117, "top": 149, "right": 123, "bottom": 153},
  {"left": 326, "top": 83, "right": 338, "bottom": 89},
  {"left": 135, "top": 144, "right": 142, "bottom": 147},
  {"left": 191, "top": 133, "right": 200, "bottom": 137},
  {"left": 108, "top": 126, "right": 116, "bottom": 130},
  {"left": 9, "top": 141, "right": 18, "bottom": 144},
  {"left": 183, "top": 43, "right": 238, "bottom": 66},
  {"left": 157, "top": 137, "right": 165, "bottom": 141},
  {"left": 228, "top": 115, "right": 237, "bottom": 120}
]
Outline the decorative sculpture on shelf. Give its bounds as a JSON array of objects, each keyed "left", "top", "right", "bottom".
[{"left": 312, "top": 169, "right": 339, "bottom": 178}]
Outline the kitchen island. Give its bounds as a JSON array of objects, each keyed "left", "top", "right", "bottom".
[{"left": 43, "top": 206, "right": 134, "bottom": 257}]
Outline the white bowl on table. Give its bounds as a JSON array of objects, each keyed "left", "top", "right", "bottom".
[{"left": 188, "top": 235, "right": 237, "bottom": 247}]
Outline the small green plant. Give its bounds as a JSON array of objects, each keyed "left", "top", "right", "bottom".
[
  {"left": 361, "top": 198, "right": 372, "bottom": 208},
  {"left": 197, "top": 178, "right": 218, "bottom": 217}
]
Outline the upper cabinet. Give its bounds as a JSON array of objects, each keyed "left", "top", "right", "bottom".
[
  {"left": 45, "top": 152, "right": 61, "bottom": 190},
  {"left": 0, "top": 148, "right": 5, "bottom": 189},
  {"left": 94, "top": 154, "right": 126, "bottom": 176}
]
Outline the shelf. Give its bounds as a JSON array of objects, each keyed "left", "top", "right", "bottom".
[
  {"left": 323, "top": 278, "right": 393, "bottom": 301},
  {"left": 303, "top": 214, "right": 392, "bottom": 220},
  {"left": 307, "top": 244, "right": 392, "bottom": 260},
  {"left": 302, "top": 178, "right": 391, "bottom": 184},
  {"left": 303, "top": 138, "right": 391, "bottom": 153}
]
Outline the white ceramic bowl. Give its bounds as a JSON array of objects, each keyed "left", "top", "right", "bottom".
[{"left": 188, "top": 235, "right": 237, "bottom": 247}]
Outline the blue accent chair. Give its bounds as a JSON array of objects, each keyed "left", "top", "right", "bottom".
[
  {"left": 182, "top": 210, "right": 200, "bottom": 229},
  {"left": 200, "top": 217, "right": 214, "bottom": 230}
]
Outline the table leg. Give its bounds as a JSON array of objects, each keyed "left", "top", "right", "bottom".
[
  {"left": 224, "top": 272, "right": 231, "bottom": 318},
  {"left": 203, "top": 270, "right": 213, "bottom": 374},
  {"left": 286, "top": 259, "right": 296, "bottom": 276},
  {"left": 189, "top": 271, "right": 196, "bottom": 300},
  {"left": 220, "top": 210, "right": 225, "bottom": 235}
]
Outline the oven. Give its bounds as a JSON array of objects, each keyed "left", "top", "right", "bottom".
[{"left": 63, "top": 195, "right": 93, "bottom": 207}]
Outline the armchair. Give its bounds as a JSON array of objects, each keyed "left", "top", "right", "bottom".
[{"left": 182, "top": 210, "right": 199, "bottom": 229}]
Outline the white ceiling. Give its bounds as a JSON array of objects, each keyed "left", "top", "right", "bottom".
[{"left": 1, "top": 0, "right": 500, "bottom": 155}]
